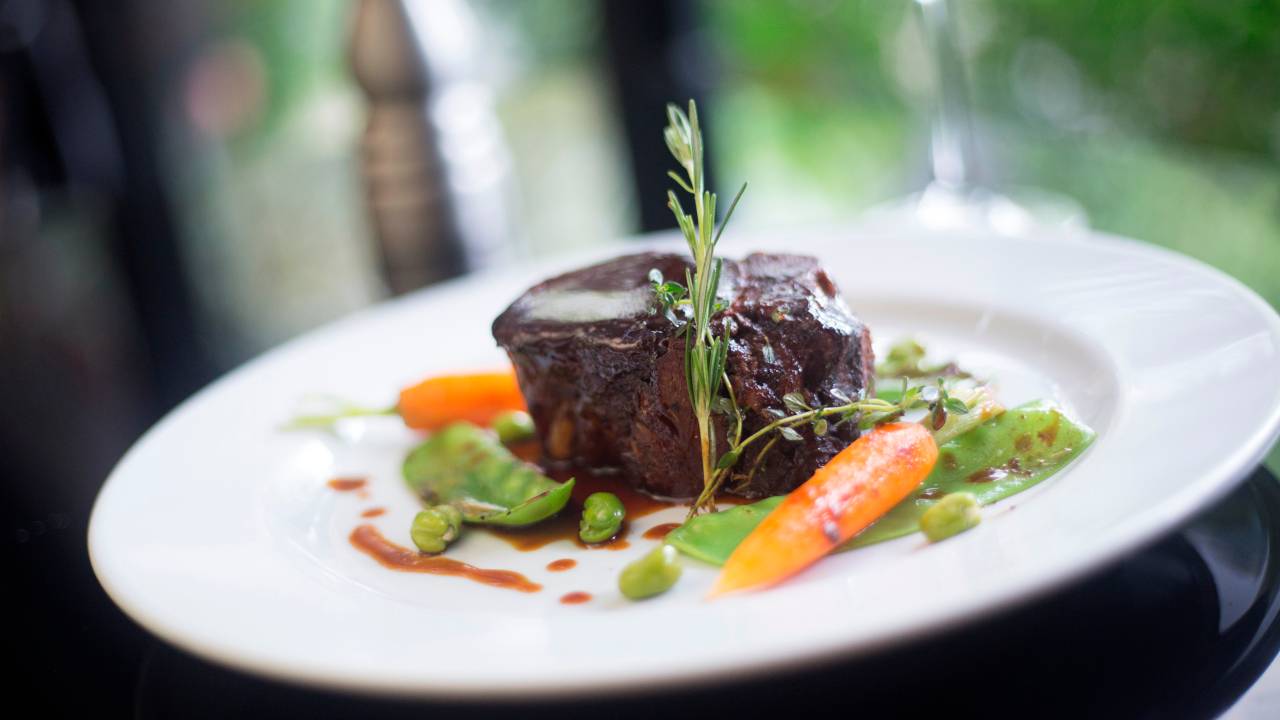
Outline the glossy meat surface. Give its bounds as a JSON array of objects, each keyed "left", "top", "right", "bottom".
[{"left": 492, "top": 252, "right": 874, "bottom": 499}]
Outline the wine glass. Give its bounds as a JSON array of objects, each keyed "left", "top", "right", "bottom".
[{"left": 874, "top": 0, "right": 1087, "bottom": 235}]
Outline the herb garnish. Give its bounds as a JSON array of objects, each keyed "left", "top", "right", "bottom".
[
  {"left": 659, "top": 103, "right": 985, "bottom": 516},
  {"left": 648, "top": 268, "right": 688, "bottom": 326},
  {"left": 662, "top": 100, "right": 746, "bottom": 516},
  {"left": 701, "top": 380, "right": 988, "bottom": 507}
]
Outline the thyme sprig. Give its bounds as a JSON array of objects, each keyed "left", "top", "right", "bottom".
[
  {"left": 648, "top": 268, "right": 689, "bottom": 325},
  {"left": 691, "top": 378, "right": 987, "bottom": 516},
  {"left": 663, "top": 100, "right": 747, "bottom": 516}
]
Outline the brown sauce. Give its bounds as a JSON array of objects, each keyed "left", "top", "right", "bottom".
[
  {"left": 349, "top": 525, "right": 541, "bottom": 593},
  {"left": 361, "top": 507, "right": 387, "bottom": 518},
  {"left": 1038, "top": 417, "right": 1061, "bottom": 446},
  {"left": 966, "top": 467, "right": 1005, "bottom": 484},
  {"left": 1014, "top": 434, "right": 1034, "bottom": 453},
  {"left": 556, "top": 470, "right": 677, "bottom": 520},
  {"left": 643, "top": 522, "right": 683, "bottom": 540},
  {"left": 508, "top": 440, "right": 542, "bottom": 463},
  {"left": 546, "top": 558, "right": 577, "bottom": 572},
  {"left": 939, "top": 452, "right": 959, "bottom": 471},
  {"left": 327, "top": 476, "right": 368, "bottom": 492},
  {"left": 483, "top": 468, "right": 677, "bottom": 552},
  {"left": 918, "top": 487, "right": 948, "bottom": 501},
  {"left": 559, "top": 591, "right": 592, "bottom": 605},
  {"left": 486, "top": 511, "right": 632, "bottom": 552},
  {"left": 966, "top": 458, "right": 1032, "bottom": 484}
]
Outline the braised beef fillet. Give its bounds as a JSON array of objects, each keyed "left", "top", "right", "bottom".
[{"left": 491, "top": 252, "right": 874, "bottom": 499}]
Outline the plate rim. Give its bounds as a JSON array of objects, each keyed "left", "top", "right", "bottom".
[{"left": 88, "top": 222, "right": 1280, "bottom": 699}]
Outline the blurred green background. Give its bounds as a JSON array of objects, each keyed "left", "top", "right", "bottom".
[{"left": 194, "top": 0, "right": 1278, "bottom": 467}]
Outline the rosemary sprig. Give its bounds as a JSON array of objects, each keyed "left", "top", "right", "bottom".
[
  {"left": 663, "top": 100, "right": 747, "bottom": 516},
  {"left": 660, "top": 104, "right": 986, "bottom": 517}
]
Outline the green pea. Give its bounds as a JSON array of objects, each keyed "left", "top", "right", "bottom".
[
  {"left": 619, "top": 545, "right": 682, "bottom": 600},
  {"left": 492, "top": 410, "right": 536, "bottom": 444},
  {"left": 920, "top": 492, "right": 980, "bottom": 543},
  {"left": 579, "top": 492, "right": 625, "bottom": 544},
  {"left": 411, "top": 505, "right": 463, "bottom": 554}
]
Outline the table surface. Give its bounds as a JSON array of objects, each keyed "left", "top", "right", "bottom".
[{"left": 13, "top": 464, "right": 1280, "bottom": 718}]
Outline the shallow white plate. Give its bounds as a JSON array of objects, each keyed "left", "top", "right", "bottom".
[{"left": 89, "top": 222, "right": 1280, "bottom": 698}]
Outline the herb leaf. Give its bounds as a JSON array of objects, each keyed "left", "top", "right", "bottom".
[
  {"left": 664, "top": 100, "right": 749, "bottom": 517},
  {"left": 782, "top": 392, "right": 810, "bottom": 413},
  {"left": 779, "top": 426, "right": 804, "bottom": 442}
]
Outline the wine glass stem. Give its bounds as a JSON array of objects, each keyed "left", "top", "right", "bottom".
[{"left": 915, "top": 0, "right": 978, "bottom": 193}]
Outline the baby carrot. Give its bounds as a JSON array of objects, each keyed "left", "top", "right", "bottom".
[
  {"left": 397, "top": 369, "right": 527, "bottom": 431},
  {"left": 709, "top": 422, "right": 938, "bottom": 597}
]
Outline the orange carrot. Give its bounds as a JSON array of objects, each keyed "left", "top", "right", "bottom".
[
  {"left": 397, "top": 369, "right": 527, "bottom": 431},
  {"left": 710, "top": 422, "right": 938, "bottom": 597}
]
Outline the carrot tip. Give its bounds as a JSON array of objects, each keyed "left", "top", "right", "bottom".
[{"left": 707, "top": 574, "right": 756, "bottom": 599}]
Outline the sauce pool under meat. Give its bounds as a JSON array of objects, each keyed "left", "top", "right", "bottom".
[
  {"left": 484, "top": 470, "right": 670, "bottom": 552},
  {"left": 552, "top": 469, "right": 676, "bottom": 520},
  {"left": 642, "top": 523, "right": 682, "bottom": 540},
  {"left": 349, "top": 525, "right": 541, "bottom": 593},
  {"left": 486, "top": 512, "right": 632, "bottom": 552}
]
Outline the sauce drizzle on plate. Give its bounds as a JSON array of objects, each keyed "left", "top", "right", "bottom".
[
  {"left": 349, "top": 525, "right": 541, "bottom": 593},
  {"left": 327, "top": 477, "right": 368, "bottom": 492}
]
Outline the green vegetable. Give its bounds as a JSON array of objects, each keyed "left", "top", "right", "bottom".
[
  {"left": 666, "top": 496, "right": 785, "bottom": 565},
  {"left": 666, "top": 401, "right": 1094, "bottom": 564},
  {"left": 876, "top": 338, "right": 969, "bottom": 380},
  {"left": 919, "top": 492, "right": 980, "bottom": 542},
  {"left": 845, "top": 400, "right": 1093, "bottom": 548},
  {"left": 403, "top": 422, "right": 575, "bottom": 527},
  {"left": 619, "top": 545, "right": 682, "bottom": 600},
  {"left": 410, "top": 505, "right": 463, "bottom": 553},
  {"left": 877, "top": 338, "right": 929, "bottom": 378},
  {"left": 492, "top": 410, "right": 535, "bottom": 444},
  {"left": 579, "top": 492, "right": 625, "bottom": 544},
  {"left": 930, "top": 384, "right": 1003, "bottom": 446}
]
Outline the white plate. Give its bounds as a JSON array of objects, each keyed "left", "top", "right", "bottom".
[{"left": 89, "top": 222, "right": 1280, "bottom": 698}]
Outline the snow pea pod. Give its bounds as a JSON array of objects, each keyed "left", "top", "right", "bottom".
[
  {"left": 666, "top": 496, "right": 784, "bottom": 565},
  {"left": 403, "top": 422, "right": 574, "bottom": 527},
  {"left": 845, "top": 400, "right": 1093, "bottom": 548},
  {"left": 666, "top": 401, "right": 1094, "bottom": 564}
]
